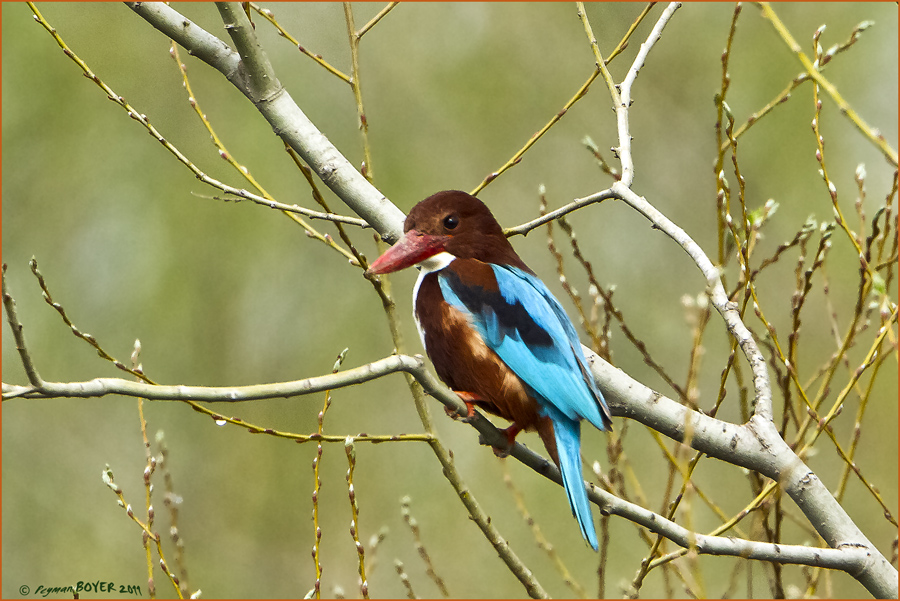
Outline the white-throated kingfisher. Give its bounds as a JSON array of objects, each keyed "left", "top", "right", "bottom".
[{"left": 368, "top": 190, "right": 612, "bottom": 550}]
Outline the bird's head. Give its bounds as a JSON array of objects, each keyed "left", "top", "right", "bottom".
[{"left": 367, "top": 190, "right": 525, "bottom": 275}]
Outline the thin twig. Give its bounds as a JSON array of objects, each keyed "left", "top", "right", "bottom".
[
  {"left": 249, "top": 2, "right": 351, "bottom": 83},
  {"left": 1, "top": 263, "right": 43, "bottom": 387},
  {"left": 102, "top": 466, "right": 184, "bottom": 598},
  {"left": 759, "top": 3, "right": 898, "bottom": 165},
  {"left": 357, "top": 2, "right": 398, "bottom": 39}
]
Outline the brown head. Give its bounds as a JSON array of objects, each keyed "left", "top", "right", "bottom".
[{"left": 367, "top": 190, "right": 528, "bottom": 274}]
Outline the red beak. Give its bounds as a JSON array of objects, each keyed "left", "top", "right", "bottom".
[{"left": 367, "top": 230, "right": 448, "bottom": 275}]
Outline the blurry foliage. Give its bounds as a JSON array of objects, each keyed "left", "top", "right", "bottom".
[{"left": 2, "top": 2, "right": 897, "bottom": 598}]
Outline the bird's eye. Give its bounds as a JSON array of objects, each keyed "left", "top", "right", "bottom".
[{"left": 443, "top": 214, "right": 459, "bottom": 230}]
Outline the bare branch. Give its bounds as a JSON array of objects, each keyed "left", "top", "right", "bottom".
[
  {"left": 195, "top": 191, "right": 370, "bottom": 228},
  {"left": 759, "top": 3, "right": 898, "bottom": 166},
  {"left": 1, "top": 263, "right": 43, "bottom": 387},
  {"left": 612, "top": 181, "right": 774, "bottom": 422},
  {"left": 215, "top": 2, "right": 279, "bottom": 102},
  {"left": 125, "top": 1, "right": 407, "bottom": 240},
  {"left": 2, "top": 354, "right": 427, "bottom": 403},
  {"left": 504, "top": 189, "right": 617, "bottom": 237}
]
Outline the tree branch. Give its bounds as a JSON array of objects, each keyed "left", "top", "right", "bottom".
[
  {"left": 2, "top": 263, "right": 44, "bottom": 388},
  {"left": 125, "top": 1, "right": 407, "bottom": 240},
  {"left": 2, "top": 354, "right": 428, "bottom": 403},
  {"left": 215, "top": 2, "right": 279, "bottom": 102},
  {"left": 569, "top": 17, "right": 899, "bottom": 589},
  {"left": 504, "top": 189, "right": 618, "bottom": 237}
]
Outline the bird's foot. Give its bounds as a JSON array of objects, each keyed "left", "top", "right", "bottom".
[
  {"left": 491, "top": 446, "right": 511, "bottom": 458},
  {"left": 445, "top": 391, "right": 480, "bottom": 423},
  {"left": 485, "top": 423, "right": 523, "bottom": 458}
]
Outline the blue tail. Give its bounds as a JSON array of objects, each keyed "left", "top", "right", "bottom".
[{"left": 554, "top": 416, "right": 598, "bottom": 550}]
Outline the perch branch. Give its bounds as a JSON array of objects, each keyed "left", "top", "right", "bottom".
[{"left": 2, "top": 343, "right": 885, "bottom": 589}]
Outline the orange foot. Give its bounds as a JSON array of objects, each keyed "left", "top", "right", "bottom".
[
  {"left": 492, "top": 423, "right": 523, "bottom": 458},
  {"left": 445, "top": 391, "right": 481, "bottom": 423}
]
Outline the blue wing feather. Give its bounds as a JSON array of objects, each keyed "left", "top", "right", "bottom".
[
  {"left": 438, "top": 264, "right": 610, "bottom": 431},
  {"left": 438, "top": 261, "right": 608, "bottom": 550}
]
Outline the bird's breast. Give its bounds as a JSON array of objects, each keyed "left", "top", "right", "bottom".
[{"left": 413, "top": 270, "right": 542, "bottom": 430}]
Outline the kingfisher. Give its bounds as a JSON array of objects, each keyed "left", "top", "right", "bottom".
[{"left": 367, "top": 190, "right": 612, "bottom": 550}]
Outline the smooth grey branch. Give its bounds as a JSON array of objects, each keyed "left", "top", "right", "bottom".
[
  {"left": 605, "top": 495, "right": 869, "bottom": 572},
  {"left": 215, "top": 3, "right": 278, "bottom": 102},
  {"left": 590, "top": 11, "right": 839, "bottom": 586},
  {"left": 3, "top": 354, "right": 427, "bottom": 403}
]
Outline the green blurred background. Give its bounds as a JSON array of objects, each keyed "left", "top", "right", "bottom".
[{"left": 2, "top": 3, "right": 897, "bottom": 598}]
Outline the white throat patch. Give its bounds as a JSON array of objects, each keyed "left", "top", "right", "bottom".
[
  {"left": 418, "top": 251, "right": 455, "bottom": 274},
  {"left": 412, "top": 252, "right": 455, "bottom": 350}
]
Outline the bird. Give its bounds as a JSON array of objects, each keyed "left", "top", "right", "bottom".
[{"left": 367, "top": 190, "right": 612, "bottom": 550}]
